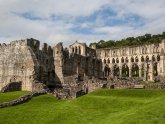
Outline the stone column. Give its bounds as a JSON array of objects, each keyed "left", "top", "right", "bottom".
[
  {"left": 111, "top": 67, "right": 114, "bottom": 77},
  {"left": 144, "top": 63, "right": 148, "bottom": 81},
  {"left": 139, "top": 65, "right": 142, "bottom": 77},
  {"left": 129, "top": 69, "right": 132, "bottom": 77},
  {"left": 149, "top": 63, "right": 154, "bottom": 81},
  {"left": 119, "top": 66, "right": 122, "bottom": 77}
]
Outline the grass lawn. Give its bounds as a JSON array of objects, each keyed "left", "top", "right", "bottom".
[
  {"left": 0, "top": 89, "right": 165, "bottom": 124},
  {"left": 0, "top": 91, "right": 30, "bottom": 103}
]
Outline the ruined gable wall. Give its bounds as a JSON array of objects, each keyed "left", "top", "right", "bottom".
[
  {"left": 0, "top": 39, "right": 36, "bottom": 91},
  {"left": 0, "top": 38, "right": 55, "bottom": 91}
]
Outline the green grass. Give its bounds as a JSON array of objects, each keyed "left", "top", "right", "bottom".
[
  {"left": 1, "top": 89, "right": 165, "bottom": 124},
  {"left": 0, "top": 91, "right": 30, "bottom": 103}
]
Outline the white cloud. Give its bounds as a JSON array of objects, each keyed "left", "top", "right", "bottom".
[{"left": 0, "top": 0, "right": 164, "bottom": 46}]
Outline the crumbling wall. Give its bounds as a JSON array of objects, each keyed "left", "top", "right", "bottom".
[
  {"left": 0, "top": 39, "right": 36, "bottom": 91},
  {"left": 0, "top": 38, "right": 55, "bottom": 91}
]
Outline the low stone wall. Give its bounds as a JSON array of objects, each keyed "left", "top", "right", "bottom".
[
  {"left": 0, "top": 91, "right": 46, "bottom": 108},
  {"left": 145, "top": 83, "right": 165, "bottom": 89}
]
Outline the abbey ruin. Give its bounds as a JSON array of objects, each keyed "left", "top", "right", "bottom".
[{"left": 0, "top": 38, "right": 165, "bottom": 98}]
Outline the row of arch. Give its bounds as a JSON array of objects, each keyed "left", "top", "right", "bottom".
[
  {"left": 72, "top": 46, "right": 81, "bottom": 55},
  {"left": 103, "top": 55, "right": 160, "bottom": 64},
  {"left": 104, "top": 63, "right": 158, "bottom": 78}
]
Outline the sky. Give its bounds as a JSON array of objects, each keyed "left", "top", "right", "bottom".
[{"left": 0, "top": 0, "right": 165, "bottom": 46}]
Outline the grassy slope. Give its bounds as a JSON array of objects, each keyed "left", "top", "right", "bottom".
[
  {"left": 0, "top": 89, "right": 165, "bottom": 124},
  {"left": 0, "top": 91, "right": 30, "bottom": 103}
]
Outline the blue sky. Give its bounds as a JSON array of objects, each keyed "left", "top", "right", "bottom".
[{"left": 0, "top": 0, "right": 165, "bottom": 46}]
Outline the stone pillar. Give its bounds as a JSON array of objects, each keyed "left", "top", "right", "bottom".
[
  {"left": 111, "top": 68, "right": 114, "bottom": 77},
  {"left": 119, "top": 67, "right": 122, "bottom": 77},
  {"left": 144, "top": 63, "right": 148, "bottom": 81},
  {"left": 149, "top": 63, "right": 154, "bottom": 81},
  {"left": 139, "top": 65, "right": 142, "bottom": 77},
  {"left": 129, "top": 69, "right": 132, "bottom": 77}
]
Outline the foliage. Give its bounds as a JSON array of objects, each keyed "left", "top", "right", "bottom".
[
  {"left": 89, "top": 32, "right": 165, "bottom": 48},
  {"left": 1, "top": 89, "right": 165, "bottom": 124}
]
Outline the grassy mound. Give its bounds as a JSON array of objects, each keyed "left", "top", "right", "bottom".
[
  {"left": 0, "top": 91, "right": 30, "bottom": 103},
  {"left": 0, "top": 89, "right": 165, "bottom": 124}
]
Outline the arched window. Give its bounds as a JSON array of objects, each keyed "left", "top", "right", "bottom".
[
  {"left": 152, "top": 55, "right": 155, "bottom": 61},
  {"left": 135, "top": 56, "right": 138, "bottom": 62},
  {"left": 103, "top": 59, "right": 106, "bottom": 64},
  {"left": 107, "top": 58, "right": 110, "bottom": 64},
  {"left": 122, "top": 64, "right": 129, "bottom": 77},
  {"left": 131, "top": 64, "right": 139, "bottom": 77},
  {"left": 75, "top": 47, "right": 78, "bottom": 54},
  {"left": 79, "top": 46, "right": 81, "bottom": 54},
  {"left": 141, "top": 56, "right": 144, "bottom": 62},
  {"left": 131, "top": 57, "right": 134, "bottom": 62},
  {"left": 113, "top": 65, "right": 119, "bottom": 76},
  {"left": 157, "top": 55, "right": 160, "bottom": 61},
  {"left": 146, "top": 56, "right": 149, "bottom": 62},
  {"left": 121, "top": 57, "right": 124, "bottom": 63},
  {"left": 125, "top": 57, "right": 129, "bottom": 63},
  {"left": 72, "top": 47, "right": 74, "bottom": 53}
]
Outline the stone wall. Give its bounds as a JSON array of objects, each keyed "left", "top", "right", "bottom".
[
  {"left": 0, "top": 91, "right": 46, "bottom": 108},
  {"left": 0, "top": 38, "right": 55, "bottom": 91},
  {"left": 96, "top": 40, "right": 165, "bottom": 81}
]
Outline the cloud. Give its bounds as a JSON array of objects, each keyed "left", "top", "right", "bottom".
[{"left": 0, "top": 0, "right": 164, "bottom": 46}]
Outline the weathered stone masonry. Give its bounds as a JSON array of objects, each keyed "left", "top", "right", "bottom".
[
  {"left": 97, "top": 40, "right": 165, "bottom": 81},
  {"left": 0, "top": 38, "right": 165, "bottom": 98},
  {"left": 0, "top": 38, "right": 55, "bottom": 91}
]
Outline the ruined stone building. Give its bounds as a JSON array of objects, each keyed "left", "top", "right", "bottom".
[
  {"left": 0, "top": 38, "right": 165, "bottom": 97},
  {"left": 96, "top": 40, "right": 165, "bottom": 81}
]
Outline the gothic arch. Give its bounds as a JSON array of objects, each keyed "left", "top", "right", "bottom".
[
  {"left": 121, "top": 57, "right": 124, "bottom": 63},
  {"left": 153, "top": 62, "right": 158, "bottom": 76},
  {"left": 135, "top": 56, "right": 138, "bottom": 62},
  {"left": 75, "top": 47, "right": 78, "bottom": 54},
  {"left": 79, "top": 46, "right": 81, "bottom": 54},
  {"left": 122, "top": 64, "right": 129, "bottom": 77},
  {"left": 131, "top": 57, "right": 134, "bottom": 62},
  {"left": 131, "top": 64, "right": 139, "bottom": 77},
  {"left": 152, "top": 55, "right": 156, "bottom": 61},
  {"left": 107, "top": 58, "right": 110, "bottom": 64},
  {"left": 113, "top": 65, "right": 119, "bottom": 76},
  {"left": 157, "top": 55, "right": 160, "bottom": 61},
  {"left": 112, "top": 58, "right": 115, "bottom": 63},
  {"left": 125, "top": 57, "right": 129, "bottom": 63},
  {"left": 141, "top": 56, "right": 144, "bottom": 62},
  {"left": 103, "top": 59, "right": 106, "bottom": 64},
  {"left": 146, "top": 56, "right": 149, "bottom": 62},
  {"left": 72, "top": 47, "right": 74, "bottom": 53},
  {"left": 104, "top": 65, "right": 111, "bottom": 77}
]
